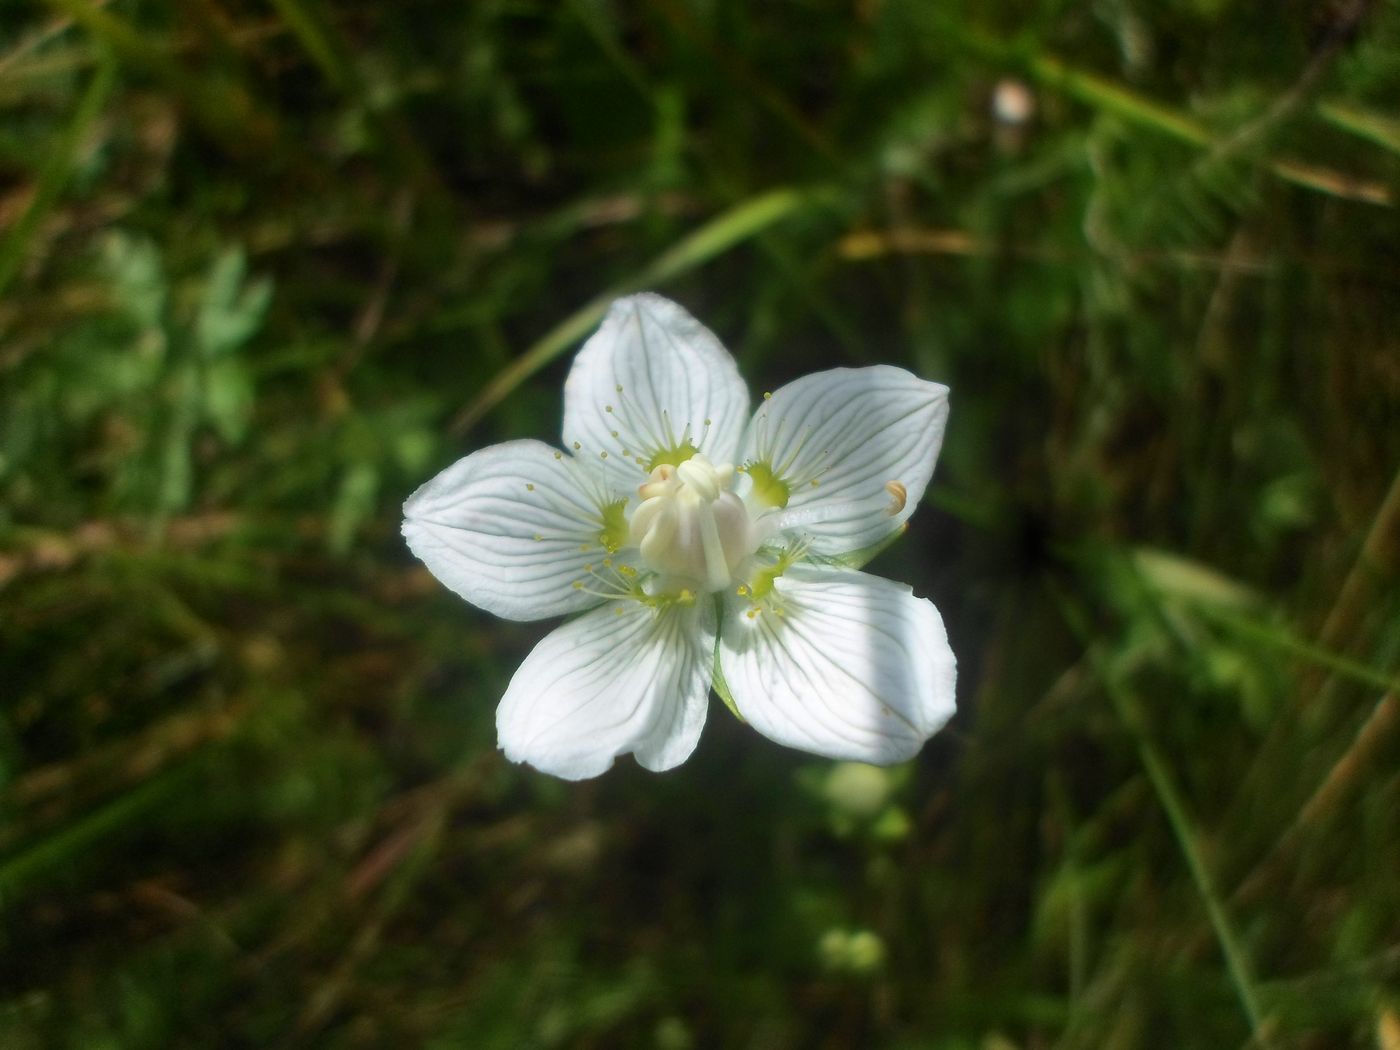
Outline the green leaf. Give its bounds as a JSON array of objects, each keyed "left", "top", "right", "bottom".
[
  {"left": 328, "top": 462, "right": 380, "bottom": 555},
  {"left": 196, "top": 248, "right": 273, "bottom": 358},
  {"left": 710, "top": 631, "right": 745, "bottom": 723},
  {"left": 203, "top": 358, "right": 256, "bottom": 444},
  {"left": 820, "top": 523, "right": 908, "bottom": 571},
  {"left": 101, "top": 231, "right": 167, "bottom": 331}
]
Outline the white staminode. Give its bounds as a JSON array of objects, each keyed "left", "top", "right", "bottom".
[
  {"left": 403, "top": 293, "right": 956, "bottom": 780},
  {"left": 630, "top": 455, "right": 757, "bottom": 592}
]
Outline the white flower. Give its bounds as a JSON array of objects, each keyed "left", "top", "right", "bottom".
[{"left": 403, "top": 294, "right": 956, "bottom": 780}]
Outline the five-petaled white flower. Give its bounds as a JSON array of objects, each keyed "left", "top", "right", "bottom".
[{"left": 403, "top": 294, "right": 956, "bottom": 780}]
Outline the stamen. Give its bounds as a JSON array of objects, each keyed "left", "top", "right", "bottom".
[
  {"left": 884, "top": 480, "right": 907, "bottom": 515},
  {"left": 629, "top": 454, "right": 757, "bottom": 593}
]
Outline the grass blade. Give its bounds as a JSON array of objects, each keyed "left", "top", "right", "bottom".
[
  {"left": 1053, "top": 584, "right": 1273, "bottom": 1047},
  {"left": 448, "top": 185, "right": 830, "bottom": 437},
  {"left": 0, "top": 48, "right": 114, "bottom": 298}
]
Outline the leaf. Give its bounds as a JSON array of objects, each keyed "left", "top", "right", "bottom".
[
  {"left": 1130, "top": 547, "right": 1261, "bottom": 610},
  {"left": 196, "top": 248, "right": 273, "bottom": 358},
  {"left": 819, "top": 522, "right": 909, "bottom": 571},
  {"left": 328, "top": 462, "right": 380, "bottom": 555},
  {"left": 101, "top": 231, "right": 167, "bottom": 331},
  {"left": 710, "top": 631, "right": 745, "bottom": 723},
  {"left": 203, "top": 358, "right": 256, "bottom": 444}
]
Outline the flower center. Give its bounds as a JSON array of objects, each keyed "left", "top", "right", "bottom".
[{"left": 629, "top": 454, "right": 757, "bottom": 593}]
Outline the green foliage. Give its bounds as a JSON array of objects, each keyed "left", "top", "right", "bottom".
[{"left": 2, "top": 0, "right": 1399, "bottom": 1047}]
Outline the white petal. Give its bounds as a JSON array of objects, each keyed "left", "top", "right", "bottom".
[
  {"left": 719, "top": 567, "right": 955, "bottom": 764},
  {"left": 743, "top": 366, "right": 948, "bottom": 555},
  {"left": 496, "top": 598, "right": 717, "bottom": 779},
  {"left": 402, "top": 439, "right": 625, "bottom": 622},
  {"left": 563, "top": 294, "right": 750, "bottom": 488}
]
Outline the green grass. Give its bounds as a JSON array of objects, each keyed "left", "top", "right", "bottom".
[{"left": 3, "top": 1, "right": 1399, "bottom": 1047}]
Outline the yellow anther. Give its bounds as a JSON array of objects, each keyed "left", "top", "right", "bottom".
[
  {"left": 736, "top": 585, "right": 750, "bottom": 596},
  {"left": 573, "top": 441, "right": 582, "bottom": 451},
  {"left": 615, "top": 384, "right": 624, "bottom": 393},
  {"left": 763, "top": 391, "right": 773, "bottom": 400},
  {"left": 572, "top": 581, "right": 584, "bottom": 589},
  {"left": 554, "top": 451, "right": 563, "bottom": 460},
  {"left": 526, "top": 483, "right": 535, "bottom": 491},
  {"left": 746, "top": 608, "right": 759, "bottom": 619},
  {"left": 614, "top": 606, "right": 625, "bottom": 616},
  {"left": 600, "top": 451, "right": 609, "bottom": 459},
  {"left": 810, "top": 479, "right": 820, "bottom": 487},
  {"left": 884, "top": 480, "right": 908, "bottom": 515}
]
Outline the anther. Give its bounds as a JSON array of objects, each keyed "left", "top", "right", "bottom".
[{"left": 884, "top": 480, "right": 908, "bottom": 515}]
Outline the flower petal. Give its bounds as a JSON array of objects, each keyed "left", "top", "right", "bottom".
[
  {"left": 743, "top": 366, "right": 948, "bottom": 555},
  {"left": 496, "top": 598, "right": 716, "bottom": 779},
  {"left": 719, "top": 566, "right": 955, "bottom": 764},
  {"left": 563, "top": 294, "right": 750, "bottom": 488},
  {"left": 402, "top": 439, "right": 625, "bottom": 622}
]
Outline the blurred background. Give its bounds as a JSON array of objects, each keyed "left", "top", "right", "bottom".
[{"left": 3, "top": 1, "right": 1399, "bottom": 1047}]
